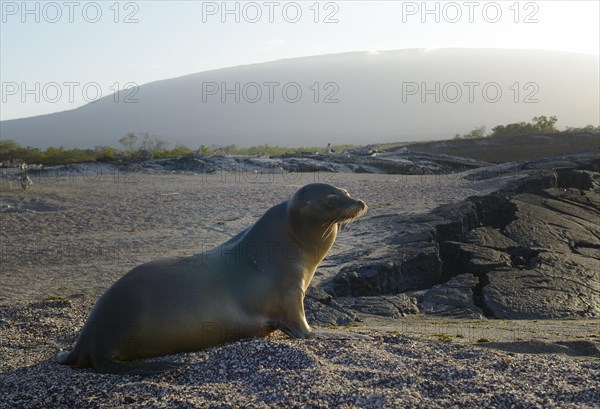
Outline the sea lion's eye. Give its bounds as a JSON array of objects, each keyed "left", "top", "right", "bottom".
[{"left": 325, "top": 194, "right": 340, "bottom": 208}]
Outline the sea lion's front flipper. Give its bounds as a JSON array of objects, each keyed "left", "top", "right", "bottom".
[
  {"left": 279, "top": 322, "right": 314, "bottom": 339},
  {"left": 276, "top": 289, "right": 313, "bottom": 339}
]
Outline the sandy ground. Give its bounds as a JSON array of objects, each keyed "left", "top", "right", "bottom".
[
  {"left": 0, "top": 170, "right": 514, "bottom": 304},
  {"left": 1, "top": 170, "right": 599, "bottom": 408}
]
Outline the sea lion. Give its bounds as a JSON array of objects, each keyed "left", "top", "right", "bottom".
[{"left": 56, "top": 183, "right": 367, "bottom": 375}]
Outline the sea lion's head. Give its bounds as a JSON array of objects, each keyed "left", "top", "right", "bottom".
[{"left": 288, "top": 183, "right": 367, "bottom": 255}]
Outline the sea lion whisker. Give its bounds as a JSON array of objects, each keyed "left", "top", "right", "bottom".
[
  {"left": 322, "top": 215, "right": 342, "bottom": 231},
  {"left": 321, "top": 219, "right": 339, "bottom": 239},
  {"left": 338, "top": 211, "right": 360, "bottom": 231},
  {"left": 322, "top": 214, "right": 346, "bottom": 240}
]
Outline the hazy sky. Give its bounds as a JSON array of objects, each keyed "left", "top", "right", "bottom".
[{"left": 1, "top": 0, "right": 598, "bottom": 120}]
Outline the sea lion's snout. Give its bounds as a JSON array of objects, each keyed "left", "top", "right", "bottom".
[
  {"left": 355, "top": 199, "right": 367, "bottom": 213},
  {"left": 346, "top": 198, "right": 368, "bottom": 218},
  {"left": 337, "top": 197, "right": 367, "bottom": 232}
]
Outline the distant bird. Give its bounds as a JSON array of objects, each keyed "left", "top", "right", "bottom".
[
  {"left": 326, "top": 143, "right": 335, "bottom": 154},
  {"left": 366, "top": 145, "right": 380, "bottom": 156},
  {"left": 21, "top": 175, "right": 33, "bottom": 190}
]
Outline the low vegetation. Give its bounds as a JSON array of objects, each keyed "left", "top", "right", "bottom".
[
  {"left": 1, "top": 117, "right": 597, "bottom": 166},
  {"left": 453, "top": 116, "right": 599, "bottom": 140},
  {"left": 0, "top": 132, "right": 355, "bottom": 166},
  {"left": 0, "top": 139, "right": 116, "bottom": 166}
]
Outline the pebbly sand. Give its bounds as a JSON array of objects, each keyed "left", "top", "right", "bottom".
[{"left": 1, "top": 170, "right": 599, "bottom": 408}]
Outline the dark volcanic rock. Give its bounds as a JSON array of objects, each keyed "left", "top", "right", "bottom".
[
  {"left": 465, "top": 227, "right": 519, "bottom": 250},
  {"left": 442, "top": 169, "right": 600, "bottom": 319},
  {"left": 444, "top": 168, "right": 600, "bottom": 318},
  {"left": 115, "top": 148, "right": 491, "bottom": 176},
  {"left": 303, "top": 287, "right": 357, "bottom": 326},
  {"left": 329, "top": 249, "right": 443, "bottom": 297},
  {"left": 483, "top": 252, "right": 599, "bottom": 319},
  {"left": 336, "top": 294, "right": 419, "bottom": 318},
  {"left": 477, "top": 184, "right": 600, "bottom": 318},
  {"left": 319, "top": 149, "right": 600, "bottom": 321},
  {"left": 329, "top": 261, "right": 401, "bottom": 297},
  {"left": 556, "top": 168, "right": 596, "bottom": 190},
  {"left": 417, "top": 274, "right": 484, "bottom": 319},
  {"left": 440, "top": 242, "right": 512, "bottom": 277}
]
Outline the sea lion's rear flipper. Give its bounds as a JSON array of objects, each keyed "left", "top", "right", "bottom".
[{"left": 93, "top": 359, "right": 185, "bottom": 376}]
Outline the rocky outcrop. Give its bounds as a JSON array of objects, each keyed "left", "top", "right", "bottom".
[
  {"left": 115, "top": 149, "right": 490, "bottom": 175},
  {"left": 309, "top": 150, "right": 600, "bottom": 323},
  {"left": 328, "top": 253, "right": 442, "bottom": 297},
  {"left": 415, "top": 274, "right": 484, "bottom": 319},
  {"left": 335, "top": 294, "right": 419, "bottom": 318},
  {"left": 477, "top": 179, "right": 600, "bottom": 318},
  {"left": 303, "top": 287, "right": 357, "bottom": 326}
]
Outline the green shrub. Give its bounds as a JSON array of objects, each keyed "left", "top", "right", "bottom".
[{"left": 491, "top": 115, "right": 559, "bottom": 137}]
